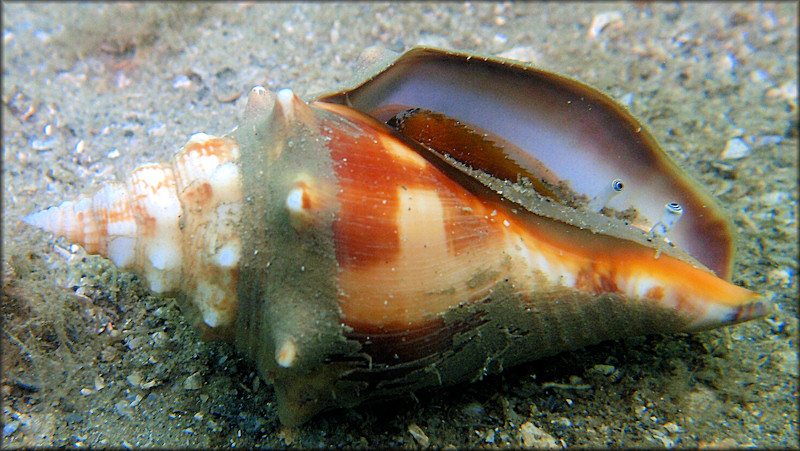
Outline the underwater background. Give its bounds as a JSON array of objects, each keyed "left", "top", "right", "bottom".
[{"left": 2, "top": 2, "right": 796, "bottom": 447}]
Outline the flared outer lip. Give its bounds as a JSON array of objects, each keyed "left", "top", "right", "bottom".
[{"left": 316, "top": 46, "right": 736, "bottom": 281}]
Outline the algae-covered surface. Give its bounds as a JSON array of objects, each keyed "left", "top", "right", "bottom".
[{"left": 2, "top": 2, "right": 796, "bottom": 448}]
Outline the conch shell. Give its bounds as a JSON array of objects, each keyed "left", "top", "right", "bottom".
[{"left": 22, "top": 46, "right": 768, "bottom": 426}]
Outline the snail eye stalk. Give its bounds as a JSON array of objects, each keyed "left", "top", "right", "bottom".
[{"left": 649, "top": 202, "right": 684, "bottom": 238}]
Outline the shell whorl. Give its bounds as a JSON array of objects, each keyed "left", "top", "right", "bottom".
[{"left": 22, "top": 133, "right": 243, "bottom": 329}]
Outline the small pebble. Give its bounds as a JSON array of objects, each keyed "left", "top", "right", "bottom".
[
  {"left": 64, "top": 413, "right": 83, "bottom": 425},
  {"left": 716, "top": 53, "right": 737, "bottom": 72},
  {"left": 746, "top": 134, "right": 784, "bottom": 147},
  {"left": 619, "top": 92, "right": 634, "bottom": 106},
  {"left": 92, "top": 376, "right": 104, "bottom": 392},
  {"left": 651, "top": 429, "right": 675, "bottom": 447},
  {"left": 498, "top": 46, "right": 541, "bottom": 63},
  {"left": 33, "top": 29, "right": 50, "bottom": 43},
  {"left": 767, "top": 268, "right": 792, "bottom": 285},
  {"left": 30, "top": 137, "right": 57, "bottom": 151},
  {"left": 126, "top": 336, "right": 144, "bottom": 350},
  {"left": 720, "top": 137, "right": 751, "bottom": 159},
  {"left": 329, "top": 25, "right": 339, "bottom": 44},
  {"left": 126, "top": 372, "right": 142, "bottom": 387},
  {"left": 148, "top": 123, "right": 167, "bottom": 137},
  {"left": 184, "top": 372, "right": 204, "bottom": 390},
  {"left": 778, "top": 350, "right": 798, "bottom": 376},
  {"left": 588, "top": 11, "right": 623, "bottom": 38},
  {"left": 552, "top": 417, "right": 572, "bottom": 427},
  {"left": 3, "top": 420, "right": 20, "bottom": 437},
  {"left": 591, "top": 364, "right": 616, "bottom": 376},
  {"left": 760, "top": 191, "right": 789, "bottom": 205},
  {"left": 701, "top": 437, "right": 739, "bottom": 448},
  {"left": 150, "top": 331, "right": 167, "bottom": 347},
  {"left": 101, "top": 346, "right": 117, "bottom": 362},
  {"left": 461, "top": 401, "right": 484, "bottom": 418},
  {"left": 766, "top": 80, "right": 797, "bottom": 106},
  {"left": 115, "top": 400, "right": 133, "bottom": 417},
  {"left": 129, "top": 394, "right": 144, "bottom": 408},
  {"left": 408, "top": 423, "right": 429, "bottom": 447},
  {"left": 173, "top": 74, "right": 192, "bottom": 89},
  {"left": 663, "top": 421, "right": 682, "bottom": 434},
  {"left": 519, "top": 422, "right": 559, "bottom": 448},
  {"left": 750, "top": 69, "right": 771, "bottom": 83}
]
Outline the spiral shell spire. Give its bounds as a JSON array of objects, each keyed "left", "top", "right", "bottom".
[{"left": 23, "top": 133, "right": 244, "bottom": 330}]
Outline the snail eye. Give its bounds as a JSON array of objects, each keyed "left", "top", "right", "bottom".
[{"left": 588, "top": 178, "right": 625, "bottom": 212}]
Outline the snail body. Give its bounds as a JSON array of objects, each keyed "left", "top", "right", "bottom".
[{"left": 22, "top": 47, "right": 768, "bottom": 426}]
